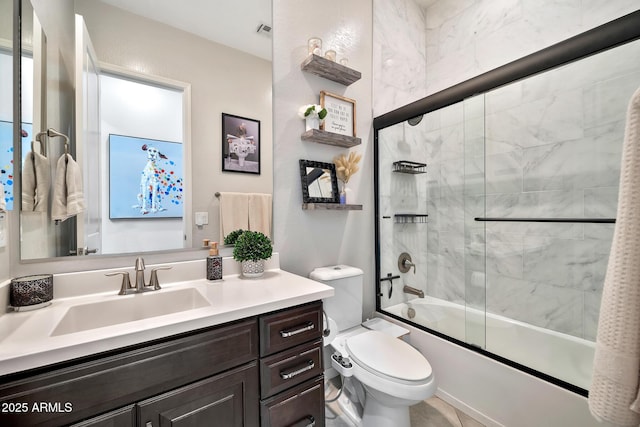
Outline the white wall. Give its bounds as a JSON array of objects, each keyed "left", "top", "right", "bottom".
[
  {"left": 100, "top": 74, "right": 184, "bottom": 254},
  {"left": 272, "top": 0, "right": 375, "bottom": 318}
]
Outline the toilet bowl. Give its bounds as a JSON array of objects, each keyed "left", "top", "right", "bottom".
[
  {"left": 329, "top": 325, "right": 436, "bottom": 427},
  {"left": 311, "top": 265, "right": 436, "bottom": 427}
]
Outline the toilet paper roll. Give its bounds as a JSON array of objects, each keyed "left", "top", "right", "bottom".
[{"left": 323, "top": 317, "right": 338, "bottom": 346}]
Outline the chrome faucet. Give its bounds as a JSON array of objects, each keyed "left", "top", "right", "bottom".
[
  {"left": 134, "top": 257, "right": 146, "bottom": 292},
  {"left": 403, "top": 285, "right": 424, "bottom": 299},
  {"left": 105, "top": 257, "right": 172, "bottom": 295}
]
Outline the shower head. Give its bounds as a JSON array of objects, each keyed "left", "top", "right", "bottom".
[{"left": 407, "top": 115, "right": 423, "bottom": 126}]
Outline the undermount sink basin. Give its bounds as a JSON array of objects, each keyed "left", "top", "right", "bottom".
[{"left": 51, "top": 287, "right": 210, "bottom": 336}]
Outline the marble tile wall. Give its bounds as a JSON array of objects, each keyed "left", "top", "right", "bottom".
[
  {"left": 374, "top": 0, "right": 639, "bottom": 116},
  {"left": 482, "top": 39, "right": 640, "bottom": 340},
  {"left": 376, "top": 0, "right": 639, "bottom": 342}
]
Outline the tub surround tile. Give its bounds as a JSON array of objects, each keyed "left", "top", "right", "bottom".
[
  {"left": 584, "top": 290, "right": 602, "bottom": 341},
  {"left": 584, "top": 187, "right": 619, "bottom": 218},
  {"left": 523, "top": 236, "right": 610, "bottom": 292},
  {"left": 487, "top": 275, "right": 583, "bottom": 337}
]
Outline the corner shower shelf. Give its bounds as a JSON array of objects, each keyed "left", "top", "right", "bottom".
[
  {"left": 302, "top": 203, "right": 363, "bottom": 211},
  {"left": 301, "top": 54, "right": 362, "bottom": 86},
  {"left": 301, "top": 129, "right": 362, "bottom": 148},
  {"left": 393, "top": 160, "right": 427, "bottom": 174},
  {"left": 394, "top": 214, "right": 428, "bottom": 224}
]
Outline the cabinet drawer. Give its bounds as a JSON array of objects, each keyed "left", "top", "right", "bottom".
[
  {"left": 259, "top": 302, "right": 322, "bottom": 357},
  {"left": 260, "top": 377, "right": 324, "bottom": 427},
  {"left": 0, "top": 319, "right": 258, "bottom": 427},
  {"left": 260, "top": 339, "right": 323, "bottom": 398},
  {"left": 138, "top": 362, "right": 259, "bottom": 427}
]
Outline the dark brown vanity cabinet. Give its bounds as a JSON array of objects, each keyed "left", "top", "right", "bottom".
[
  {"left": 259, "top": 301, "right": 325, "bottom": 427},
  {"left": 0, "top": 301, "right": 325, "bottom": 427}
]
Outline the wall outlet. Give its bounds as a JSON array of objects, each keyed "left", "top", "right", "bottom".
[{"left": 195, "top": 212, "right": 209, "bottom": 226}]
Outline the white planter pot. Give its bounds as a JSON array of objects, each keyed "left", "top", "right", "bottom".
[
  {"left": 241, "top": 260, "right": 265, "bottom": 278},
  {"left": 305, "top": 116, "right": 320, "bottom": 131}
]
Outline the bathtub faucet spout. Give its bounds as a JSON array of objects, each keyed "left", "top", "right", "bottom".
[{"left": 403, "top": 285, "right": 424, "bottom": 299}]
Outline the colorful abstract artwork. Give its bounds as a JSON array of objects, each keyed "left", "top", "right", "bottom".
[
  {"left": 0, "top": 120, "right": 32, "bottom": 211},
  {"left": 109, "top": 134, "right": 183, "bottom": 219}
]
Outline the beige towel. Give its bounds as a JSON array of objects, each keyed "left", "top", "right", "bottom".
[
  {"left": 219, "top": 192, "right": 249, "bottom": 240},
  {"left": 21, "top": 151, "right": 50, "bottom": 212},
  {"left": 248, "top": 193, "right": 272, "bottom": 237},
  {"left": 51, "top": 154, "right": 85, "bottom": 223},
  {"left": 589, "top": 86, "right": 640, "bottom": 426}
]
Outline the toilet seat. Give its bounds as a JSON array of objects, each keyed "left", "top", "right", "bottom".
[{"left": 345, "top": 330, "right": 432, "bottom": 385}]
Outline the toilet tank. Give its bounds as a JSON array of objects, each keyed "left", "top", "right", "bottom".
[{"left": 310, "top": 265, "right": 363, "bottom": 331}]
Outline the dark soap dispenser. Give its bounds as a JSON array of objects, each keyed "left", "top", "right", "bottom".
[{"left": 206, "top": 242, "right": 223, "bottom": 281}]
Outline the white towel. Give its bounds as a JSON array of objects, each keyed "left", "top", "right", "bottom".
[
  {"left": 589, "top": 86, "right": 640, "bottom": 426},
  {"left": 21, "top": 151, "right": 50, "bottom": 212},
  {"left": 248, "top": 193, "right": 272, "bottom": 238},
  {"left": 219, "top": 192, "right": 249, "bottom": 240},
  {"left": 51, "top": 153, "right": 85, "bottom": 223}
]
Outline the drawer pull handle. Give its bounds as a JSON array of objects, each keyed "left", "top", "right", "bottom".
[
  {"left": 280, "top": 360, "right": 315, "bottom": 380},
  {"left": 280, "top": 322, "right": 314, "bottom": 338},
  {"left": 288, "top": 415, "right": 315, "bottom": 427}
]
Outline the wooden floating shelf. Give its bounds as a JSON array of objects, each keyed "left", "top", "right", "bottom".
[
  {"left": 301, "top": 54, "right": 362, "bottom": 86},
  {"left": 302, "top": 203, "right": 363, "bottom": 211},
  {"left": 301, "top": 129, "right": 362, "bottom": 148}
]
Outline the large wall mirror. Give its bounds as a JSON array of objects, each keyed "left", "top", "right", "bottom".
[{"left": 12, "top": 0, "right": 273, "bottom": 261}]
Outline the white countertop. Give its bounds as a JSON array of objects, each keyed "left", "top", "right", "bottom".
[{"left": 0, "top": 259, "right": 334, "bottom": 377}]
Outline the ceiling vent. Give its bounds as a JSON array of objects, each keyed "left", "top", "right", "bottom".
[{"left": 256, "top": 23, "right": 272, "bottom": 36}]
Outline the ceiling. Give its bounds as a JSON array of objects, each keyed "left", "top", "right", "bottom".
[{"left": 99, "top": 0, "right": 272, "bottom": 61}]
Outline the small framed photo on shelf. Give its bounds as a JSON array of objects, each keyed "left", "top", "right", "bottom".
[
  {"left": 222, "top": 113, "right": 261, "bottom": 175},
  {"left": 320, "top": 91, "right": 356, "bottom": 137}
]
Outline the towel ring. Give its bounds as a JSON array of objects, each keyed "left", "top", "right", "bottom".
[{"left": 46, "top": 128, "right": 70, "bottom": 156}]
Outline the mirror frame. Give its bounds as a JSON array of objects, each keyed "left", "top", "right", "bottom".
[{"left": 299, "top": 159, "right": 339, "bottom": 204}]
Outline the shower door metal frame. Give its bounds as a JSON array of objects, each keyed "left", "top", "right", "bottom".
[{"left": 373, "top": 9, "right": 640, "bottom": 397}]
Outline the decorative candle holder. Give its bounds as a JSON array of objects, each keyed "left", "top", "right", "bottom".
[
  {"left": 339, "top": 58, "right": 349, "bottom": 66},
  {"left": 10, "top": 274, "right": 53, "bottom": 311},
  {"left": 308, "top": 37, "right": 322, "bottom": 56},
  {"left": 324, "top": 50, "right": 337, "bottom": 62}
]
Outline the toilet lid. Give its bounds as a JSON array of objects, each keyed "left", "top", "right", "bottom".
[{"left": 345, "top": 330, "right": 432, "bottom": 381}]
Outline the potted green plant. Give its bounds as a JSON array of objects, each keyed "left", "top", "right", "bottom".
[
  {"left": 232, "top": 231, "right": 273, "bottom": 278},
  {"left": 223, "top": 229, "right": 245, "bottom": 246}
]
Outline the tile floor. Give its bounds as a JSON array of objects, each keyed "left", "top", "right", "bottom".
[{"left": 324, "top": 378, "right": 485, "bottom": 427}]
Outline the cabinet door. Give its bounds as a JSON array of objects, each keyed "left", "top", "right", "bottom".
[
  {"left": 0, "top": 319, "right": 257, "bottom": 426},
  {"left": 138, "top": 362, "right": 259, "bottom": 427},
  {"left": 70, "top": 405, "right": 135, "bottom": 427}
]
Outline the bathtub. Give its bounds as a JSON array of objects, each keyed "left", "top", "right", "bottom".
[{"left": 385, "top": 297, "right": 594, "bottom": 390}]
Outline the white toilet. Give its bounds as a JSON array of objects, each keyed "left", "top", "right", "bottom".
[{"left": 310, "top": 265, "right": 436, "bottom": 427}]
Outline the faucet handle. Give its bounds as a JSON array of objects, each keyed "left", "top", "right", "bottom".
[
  {"left": 135, "top": 257, "right": 145, "bottom": 271},
  {"left": 149, "top": 266, "right": 172, "bottom": 290},
  {"left": 106, "top": 272, "right": 133, "bottom": 295}
]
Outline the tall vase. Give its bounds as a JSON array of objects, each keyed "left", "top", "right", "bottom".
[
  {"left": 305, "top": 116, "right": 320, "bottom": 131},
  {"left": 339, "top": 182, "right": 348, "bottom": 204}
]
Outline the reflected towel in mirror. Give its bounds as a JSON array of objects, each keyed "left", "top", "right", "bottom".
[
  {"left": 21, "top": 151, "right": 50, "bottom": 212},
  {"left": 52, "top": 153, "right": 85, "bottom": 223},
  {"left": 248, "top": 193, "right": 272, "bottom": 238}
]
